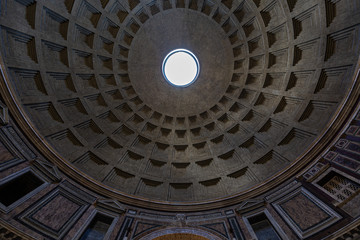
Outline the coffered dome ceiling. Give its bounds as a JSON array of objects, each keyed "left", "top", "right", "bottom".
[{"left": 0, "top": 0, "right": 359, "bottom": 207}]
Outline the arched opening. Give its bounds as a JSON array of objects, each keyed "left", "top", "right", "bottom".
[{"left": 138, "top": 227, "right": 224, "bottom": 240}]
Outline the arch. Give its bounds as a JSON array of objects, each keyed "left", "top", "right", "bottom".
[{"left": 138, "top": 227, "right": 225, "bottom": 240}]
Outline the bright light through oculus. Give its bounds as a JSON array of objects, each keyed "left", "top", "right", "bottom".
[{"left": 162, "top": 49, "right": 199, "bottom": 87}]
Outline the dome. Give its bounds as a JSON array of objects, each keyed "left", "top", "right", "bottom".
[{"left": 0, "top": 0, "right": 359, "bottom": 239}]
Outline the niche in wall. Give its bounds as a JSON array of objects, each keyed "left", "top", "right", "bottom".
[
  {"left": 247, "top": 213, "right": 282, "bottom": 240},
  {"left": 242, "top": 208, "right": 287, "bottom": 240},
  {"left": 76, "top": 210, "right": 118, "bottom": 240},
  {"left": 313, "top": 167, "right": 360, "bottom": 217},
  {"left": 316, "top": 169, "right": 360, "bottom": 205},
  {"left": 80, "top": 213, "right": 114, "bottom": 239},
  {"left": 0, "top": 168, "right": 46, "bottom": 212}
]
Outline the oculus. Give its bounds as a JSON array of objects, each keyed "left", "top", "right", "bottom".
[{"left": 162, "top": 49, "right": 200, "bottom": 87}]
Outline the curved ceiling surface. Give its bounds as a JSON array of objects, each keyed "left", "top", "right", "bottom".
[{"left": 0, "top": 0, "right": 359, "bottom": 205}]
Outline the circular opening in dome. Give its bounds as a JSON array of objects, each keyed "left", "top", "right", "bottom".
[{"left": 162, "top": 49, "right": 200, "bottom": 87}]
